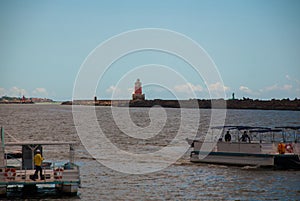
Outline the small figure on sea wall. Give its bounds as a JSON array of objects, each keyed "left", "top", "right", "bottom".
[{"left": 232, "top": 93, "right": 235, "bottom": 100}]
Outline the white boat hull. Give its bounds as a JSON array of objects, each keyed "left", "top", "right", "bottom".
[{"left": 190, "top": 152, "right": 274, "bottom": 167}]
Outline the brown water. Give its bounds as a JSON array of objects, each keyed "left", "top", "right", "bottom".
[{"left": 0, "top": 104, "right": 300, "bottom": 200}]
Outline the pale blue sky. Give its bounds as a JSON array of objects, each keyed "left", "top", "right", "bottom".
[{"left": 0, "top": 0, "right": 299, "bottom": 100}]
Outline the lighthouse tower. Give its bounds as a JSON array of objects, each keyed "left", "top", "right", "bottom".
[{"left": 132, "top": 78, "right": 145, "bottom": 100}]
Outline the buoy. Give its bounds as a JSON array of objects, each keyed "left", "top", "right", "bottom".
[
  {"left": 285, "top": 143, "right": 294, "bottom": 153},
  {"left": 5, "top": 168, "right": 16, "bottom": 180},
  {"left": 54, "top": 168, "right": 64, "bottom": 179}
]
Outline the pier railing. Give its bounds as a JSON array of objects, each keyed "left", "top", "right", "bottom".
[{"left": 0, "top": 164, "right": 80, "bottom": 185}]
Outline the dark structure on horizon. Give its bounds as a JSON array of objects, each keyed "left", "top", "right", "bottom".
[{"left": 63, "top": 97, "right": 300, "bottom": 111}]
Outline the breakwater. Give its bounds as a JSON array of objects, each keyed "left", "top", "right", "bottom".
[{"left": 61, "top": 98, "right": 300, "bottom": 111}]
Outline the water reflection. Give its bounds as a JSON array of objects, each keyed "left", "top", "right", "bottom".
[{"left": 0, "top": 105, "right": 299, "bottom": 200}]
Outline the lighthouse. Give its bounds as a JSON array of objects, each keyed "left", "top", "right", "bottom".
[{"left": 132, "top": 78, "right": 145, "bottom": 100}]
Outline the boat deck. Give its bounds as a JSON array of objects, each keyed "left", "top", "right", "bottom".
[{"left": 0, "top": 169, "right": 80, "bottom": 185}]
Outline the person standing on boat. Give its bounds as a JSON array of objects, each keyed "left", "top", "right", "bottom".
[
  {"left": 33, "top": 149, "right": 44, "bottom": 180},
  {"left": 225, "top": 131, "right": 231, "bottom": 142},
  {"left": 240, "top": 131, "right": 251, "bottom": 143}
]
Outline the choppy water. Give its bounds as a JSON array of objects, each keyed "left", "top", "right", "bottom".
[{"left": 0, "top": 104, "right": 300, "bottom": 200}]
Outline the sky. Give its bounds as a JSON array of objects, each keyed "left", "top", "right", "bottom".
[{"left": 0, "top": 0, "right": 299, "bottom": 101}]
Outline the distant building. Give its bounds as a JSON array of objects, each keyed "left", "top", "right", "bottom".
[
  {"left": 22, "top": 95, "right": 26, "bottom": 103},
  {"left": 132, "top": 79, "right": 145, "bottom": 100}
]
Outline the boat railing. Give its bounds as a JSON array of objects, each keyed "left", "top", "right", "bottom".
[
  {"left": 293, "top": 143, "right": 300, "bottom": 155},
  {"left": 211, "top": 126, "right": 300, "bottom": 144},
  {"left": 0, "top": 162, "right": 80, "bottom": 184},
  {"left": 190, "top": 138, "right": 300, "bottom": 155},
  {"left": 5, "top": 154, "right": 22, "bottom": 170}
]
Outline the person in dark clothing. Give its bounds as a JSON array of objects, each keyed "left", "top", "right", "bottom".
[
  {"left": 225, "top": 131, "right": 231, "bottom": 142},
  {"left": 240, "top": 131, "right": 251, "bottom": 143}
]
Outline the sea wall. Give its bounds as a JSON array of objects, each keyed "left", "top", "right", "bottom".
[{"left": 61, "top": 98, "right": 300, "bottom": 111}]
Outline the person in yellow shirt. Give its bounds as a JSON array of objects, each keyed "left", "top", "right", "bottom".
[{"left": 33, "top": 149, "right": 44, "bottom": 180}]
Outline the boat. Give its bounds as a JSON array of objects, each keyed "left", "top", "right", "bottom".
[
  {"left": 187, "top": 126, "right": 300, "bottom": 169},
  {"left": 0, "top": 127, "right": 81, "bottom": 197}
]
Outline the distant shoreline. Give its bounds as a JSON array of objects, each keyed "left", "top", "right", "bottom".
[
  {"left": 61, "top": 98, "right": 300, "bottom": 111},
  {"left": 0, "top": 101, "right": 34, "bottom": 104},
  {"left": 0, "top": 96, "right": 55, "bottom": 104},
  {"left": 0, "top": 102, "right": 61, "bottom": 105}
]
